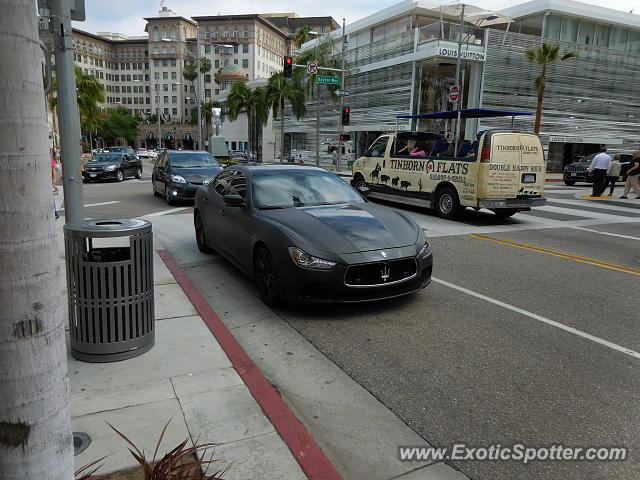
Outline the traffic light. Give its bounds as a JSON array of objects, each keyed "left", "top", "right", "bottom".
[
  {"left": 284, "top": 56, "right": 293, "bottom": 78},
  {"left": 339, "top": 134, "right": 350, "bottom": 141},
  {"left": 341, "top": 106, "right": 350, "bottom": 126}
]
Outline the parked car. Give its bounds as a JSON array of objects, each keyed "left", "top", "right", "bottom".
[
  {"left": 152, "top": 150, "right": 222, "bottom": 204},
  {"left": 82, "top": 152, "right": 143, "bottom": 182},
  {"left": 137, "top": 149, "right": 150, "bottom": 159},
  {"left": 193, "top": 165, "right": 433, "bottom": 305},
  {"left": 230, "top": 150, "right": 249, "bottom": 164},
  {"left": 563, "top": 153, "right": 633, "bottom": 185}
]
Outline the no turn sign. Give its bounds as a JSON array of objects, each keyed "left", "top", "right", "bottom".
[
  {"left": 449, "top": 85, "right": 460, "bottom": 102},
  {"left": 306, "top": 62, "right": 318, "bottom": 74}
]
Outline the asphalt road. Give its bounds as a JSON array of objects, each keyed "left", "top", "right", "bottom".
[{"left": 75, "top": 173, "right": 640, "bottom": 480}]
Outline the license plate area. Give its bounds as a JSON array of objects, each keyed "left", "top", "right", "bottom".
[
  {"left": 522, "top": 173, "right": 536, "bottom": 183},
  {"left": 571, "top": 172, "right": 577, "bottom": 176}
]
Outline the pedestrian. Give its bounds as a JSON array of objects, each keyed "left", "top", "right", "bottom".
[
  {"left": 50, "top": 148, "right": 59, "bottom": 194},
  {"left": 588, "top": 147, "right": 611, "bottom": 197},
  {"left": 602, "top": 153, "right": 622, "bottom": 196},
  {"left": 331, "top": 147, "right": 338, "bottom": 170},
  {"left": 620, "top": 150, "right": 640, "bottom": 199}
]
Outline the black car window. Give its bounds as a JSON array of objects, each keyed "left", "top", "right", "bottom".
[
  {"left": 213, "top": 170, "right": 235, "bottom": 196},
  {"left": 228, "top": 172, "right": 247, "bottom": 199},
  {"left": 252, "top": 170, "right": 363, "bottom": 209},
  {"left": 168, "top": 152, "right": 220, "bottom": 168},
  {"left": 90, "top": 154, "right": 122, "bottom": 163}
]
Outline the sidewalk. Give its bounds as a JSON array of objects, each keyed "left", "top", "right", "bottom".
[{"left": 59, "top": 229, "right": 309, "bottom": 479}]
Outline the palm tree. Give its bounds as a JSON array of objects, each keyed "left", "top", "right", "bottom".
[
  {"left": 524, "top": 42, "right": 576, "bottom": 134},
  {"left": 1, "top": 1, "right": 74, "bottom": 478},
  {"left": 50, "top": 66, "right": 105, "bottom": 149},
  {"left": 294, "top": 25, "right": 314, "bottom": 49},
  {"left": 200, "top": 99, "right": 222, "bottom": 141},
  {"left": 267, "top": 72, "right": 307, "bottom": 163},
  {"left": 227, "top": 83, "right": 271, "bottom": 160}
]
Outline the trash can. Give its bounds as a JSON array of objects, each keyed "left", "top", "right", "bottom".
[{"left": 64, "top": 219, "right": 154, "bottom": 362}]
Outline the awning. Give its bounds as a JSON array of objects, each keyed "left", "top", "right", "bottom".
[
  {"left": 396, "top": 108, "right": 533, "bottom": 120},
  {"left": 183, "top": 132, "right": 194, "bottom": 141},
  {"left": 146, "top": 132, "right": 157, "bottom": 140}
]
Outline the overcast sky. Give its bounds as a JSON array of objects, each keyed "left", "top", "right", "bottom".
[{"left": 73, "top": 0, "right": 640, "bottom": 36}]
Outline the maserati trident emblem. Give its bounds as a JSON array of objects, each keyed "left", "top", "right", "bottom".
[
  {"left": 381, "top": 265, "right": 391, "bottom": 282},
  {"left": 381, "top": 251, "right": 387, "bottom": 258}
]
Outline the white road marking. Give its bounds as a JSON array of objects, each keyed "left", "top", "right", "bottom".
[
  {"left": 432, "top": 277, "right": 640, "bottom": 361},
  {"left": 142, "top": 207, "right": 190, "bottom": 217},
  {"left": 59, "top": 200, "right": 120, "bottom": 211},
  {"left": 570, "top": 226, "right": 640, "bottom": 241}
]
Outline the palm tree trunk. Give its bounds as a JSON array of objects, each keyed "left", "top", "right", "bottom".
[
  {"left": 0, "top": 2, "right": 74, "bottom": 479},
  {"left": 280, "top": 99, "right": 285, "bottom": 164},
  {"left": 534, "top": 66, "right": 546, "bottom": 135}
]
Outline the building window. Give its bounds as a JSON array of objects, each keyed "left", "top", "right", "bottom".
[
  {"left": 154, "top": 59, "right": 160, "bottom": 67},
  {"left": 164, "top": 108, "right": 169, "bottom": 114},
  {"left": 162, "top": 47, "right": 167, "bottom": 54},
  {"left": 234, "top": 45, "right": 239, "bottom": 53},
  {"left": 234, "top": 59, "right": 238, "bottom": 65},
  {"left": 172, "top": 96, "right": 177, "bottom": 103},
  {"left": 215, "top": 30, "right": 220, "bottom": 39},
  {"left": 205, "top": 88, "right": 211, "bottom": 97},
  {"left": 170, "top": 59, "right": 176, "bottom": 66},
  {"left": 205, "top": 30, "right": 211, "bottom": 39},
  {"left": 163, "top": 96, "right": 169, "bottom": 103},
  {"left": 163, "top": 84, "right": 168, "bottom": 91},
  {"left": 172, "top": 108, "right": 178, "bottom": 115},
  {"left": 224, "top": 29, "right": 229, "bottom": 38},
  {"left": 215, "top": 88, "right": 220, "bottom": 95},
  {"left": 205, "top": 74, "right": 211, "bottom": 83},
  {"left": 242, "top": 59, "right": 248, "bottom": 68},
  {"left": 171, "top": 84, "right": 177, "bottom": 91},
  {"left": 170, "top": 46, "right": 176, "bottom": 54},
  {"left": 162, "top": 59, "right": 168, "bottom": 67},
  {"left": 243, "top": 28, "right": 249, "bottom": 38},
  {"left": 163, "top": 72, "right": 169, "bottom": 79},
  {"left": 215, "top": 59, "right": 219, "bottom": 68},
  {"left": 233, "top": 28, "right": 239, "bottom": 37},
  {"left": 242, "top": 44, "right": 249, "bottom": 53},
  {"left": 171, "top": 71, "right": 177, "bottom": 79},
  {"left": 153, "top": 29, "right": 159, "bottom": 41},
  {"left": 205, "top": 45, "right": 211, "bottom": 54}
]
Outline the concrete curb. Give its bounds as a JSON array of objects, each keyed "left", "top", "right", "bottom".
[{"left": 157, "top": 250, "right": 342, "bottom": 480}]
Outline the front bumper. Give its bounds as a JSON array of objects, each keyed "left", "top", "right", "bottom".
[
  {"left": 277, "top": 248, "right": 433, "bottom": 303},
  {"left": 82, "top": 170, "right": 118, "bottom": 180},
  {"left": 563, "top": 170, "right": 592, "bottom": 183},
  {"left": 478, "top": 197, "right": 546, "bottom": 209},
  {"left": 166, "top": 182, "right": 204, "bottom": 200}
]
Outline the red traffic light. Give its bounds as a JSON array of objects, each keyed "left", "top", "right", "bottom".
[
  {"left": 344, "top": 107, "right": 350, "bottom": 113},
  {"left": 285, "top": 56, "right": 292, "bottom": 64}
]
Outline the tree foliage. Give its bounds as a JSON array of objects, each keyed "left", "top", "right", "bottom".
[
  {"left": 98, "top": 107, "right": 139, "bottom": 144},
  {"left": 49, "top": 66, "right": 105, "bottom": 133}
]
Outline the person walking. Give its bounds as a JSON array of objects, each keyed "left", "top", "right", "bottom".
[
  {"left": 603, "top": 154, "right": 622, "bottom": 196},
  {"left": 50, "top": 148, "right": 59, "bottom": 194},
  {"left": 620, "top": 151, "right": 640, "bottom": 199},
  {"left": 588, "top": 147, "right": 612, "bottom": 197}
]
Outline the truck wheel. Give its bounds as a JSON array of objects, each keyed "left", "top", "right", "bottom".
[
  {"left": 564, "top": 180, "right": 576, "bottom": 186},
  {"left": 491, "top": 208, "right": 518, "bottom": 218},
  {"left": 352, "top": 174, "right": 366, "bottom": 190},
  {"left": 436, "top": 186, "right": 462, "bottom": 219}
]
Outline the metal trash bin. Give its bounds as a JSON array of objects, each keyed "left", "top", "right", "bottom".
[{"left": 64, "top": 219, "right": 154, "bottom": 362}]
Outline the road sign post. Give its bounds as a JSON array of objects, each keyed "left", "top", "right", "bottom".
[{"left": 448, "top": 85, "right": 460, "bottom": 103}]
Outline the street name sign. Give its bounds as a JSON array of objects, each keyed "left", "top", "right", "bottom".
[
  {"left": 336, "top": 89, "right": 350, "bottom": 96},
  {"left": 316, "top": 75, "right": 340, "bottom": 85}
]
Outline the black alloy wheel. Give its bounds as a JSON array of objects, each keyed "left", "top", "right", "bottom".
[
  {"left": 254, "top": 246, "right": 280, "bottom": 306},
  {"left": 135, "top": 167, "right": 143, "bottom": 179},
  {"left": 194, "top": 211, "right": 213, "bottom": 253}
]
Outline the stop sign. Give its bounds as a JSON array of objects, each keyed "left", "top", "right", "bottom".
[{"left": 449, "top": 85, "right": 460, "bottom": 102}]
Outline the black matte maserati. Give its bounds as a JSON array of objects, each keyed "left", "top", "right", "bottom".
[{"left": 193, "top": 165, "right": 433, "bottom": 305}]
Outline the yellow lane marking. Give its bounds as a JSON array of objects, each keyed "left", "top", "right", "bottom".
[
  {"left": 469, "top": 234, "right": 640, "bottom": 277},
  {"left": 580, "top": 195, "right": 612, "bottom": 199}
]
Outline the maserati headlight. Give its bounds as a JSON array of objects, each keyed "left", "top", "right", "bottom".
[
  {"left": 418, "top": 241, "right": 432, "bottom": 259},
  {"left": 170, "top": 174, "right": 186, "bottom": 183},
  {"left": 203, "top": 178, "right": 211, "bottom": 185},
  {"left": 105, "top": 165, "right": 117, "bottom": 172},
  {"left": 288, "top": 247, "right": 336, "bottom": 270}
]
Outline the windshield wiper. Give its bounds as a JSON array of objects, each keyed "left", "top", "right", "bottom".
[{"left": 258, "top": 205, "right": 288, "bottom": 210}]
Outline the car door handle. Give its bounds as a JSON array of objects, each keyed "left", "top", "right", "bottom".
[
  {"left": 202, "top": 197, "right": 209, "bottom": 203},
  {"left": 219, "top": 209, "right": 226, "bottom": 216}
]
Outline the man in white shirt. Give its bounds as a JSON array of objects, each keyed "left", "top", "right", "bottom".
[{"left": 589, "top": 148, "right": 612, "bottom": 197}]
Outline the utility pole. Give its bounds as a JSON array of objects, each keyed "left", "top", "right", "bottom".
[
  {"left": 156, "top": 73, "right": 162, "bottom": 150},
  {"left": 453, "top": 3, "right": 465, "bottom": 155},
  {"left": 316, "top": 82, "right": 320, "bottom": 166},
  {"left": 52, "top": 0, "right": 85, "bottom": 227},
  {"left": 1, "top": 0, "right": 74, "bottom": 478},
  {"left": 196, "top": 26, "right": 203, "bottom": 150},
  {"left": 337, "top": 18, "right": 346, "bottom": 172}
]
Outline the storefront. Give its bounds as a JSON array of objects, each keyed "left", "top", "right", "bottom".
[{"left": 546, "top": 135, "right": 624, "bottom": 170}]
